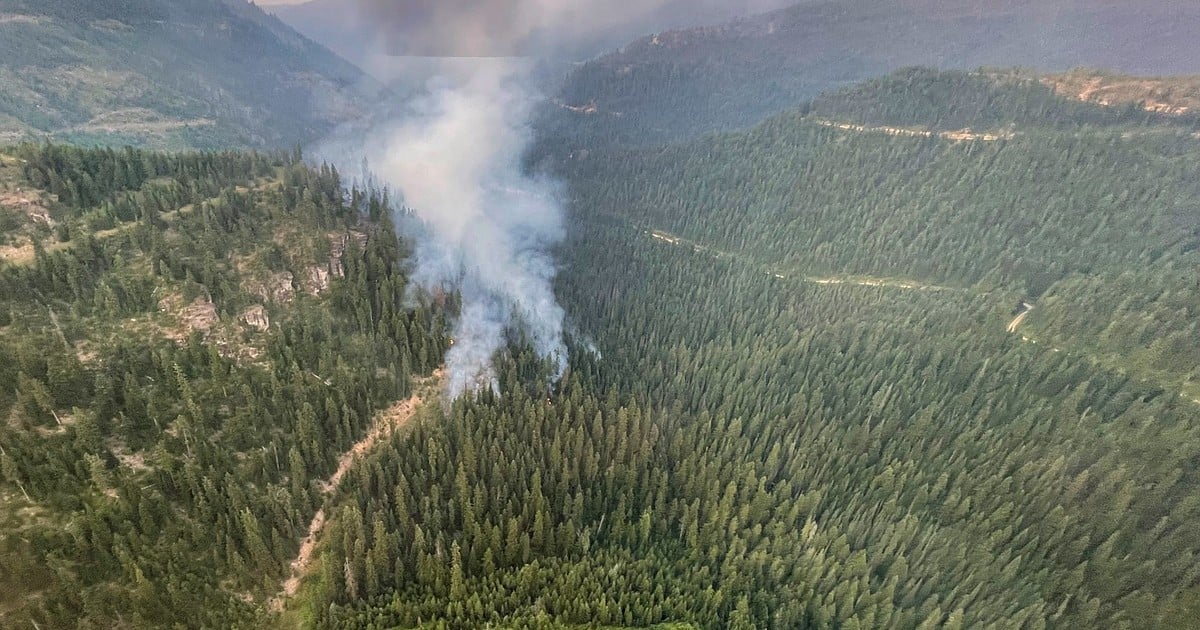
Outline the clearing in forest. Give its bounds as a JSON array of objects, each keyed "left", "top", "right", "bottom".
[{"left": 1042, "top": 71, "right": 1200, "bottom": 115}]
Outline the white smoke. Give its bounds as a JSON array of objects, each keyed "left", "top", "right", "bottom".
[
  {"left": 356, "top": 60, "right": 567, "bottom": 397},
  {"left": 306, "top": 1, "right": 796, "bottom": 398}
]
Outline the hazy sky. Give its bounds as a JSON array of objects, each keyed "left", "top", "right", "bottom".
[{"left": 323, "top": 0, "right": 792, "bottom": 56}]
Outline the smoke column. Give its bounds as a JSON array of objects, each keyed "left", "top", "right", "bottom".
[
  {"left": 349, "top": 60, "right": 566, "bottom": 398},
  {"left": 316, "top": 1, "right": 794, "bottom": 397}
]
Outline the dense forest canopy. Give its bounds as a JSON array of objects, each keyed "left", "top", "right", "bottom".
[
  {"left": 557, "top": 69, "right": 1200, "bottom": 398},
  {"left": 0, "top": 144, "right": 447, "bottom": 627},
  {"left": 316, "top": 67, "right": 1200, "bottom": 629},
  {"left": 1, "top": 34, "right": 1200, "bottom": 630}
]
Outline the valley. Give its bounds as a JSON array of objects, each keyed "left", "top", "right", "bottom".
[{"left": 1, "top": 1, "right": 1200, "bottom": 629}]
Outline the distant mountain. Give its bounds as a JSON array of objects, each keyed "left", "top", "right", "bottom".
[
  {"left": 0, "top": 0, "right": 385, "bottom": 150},
  {"left": 268, "top": 0, "right": 797, "bottom": 84},
  {"left": 264, "top": 0, "right": 389, "bottom": 79},
  {"left": 539, "top": 0, "right": 1200, "bottom": 152},
  {"left": 805, "top": 67, "right": 1200, "bottom": 131}
]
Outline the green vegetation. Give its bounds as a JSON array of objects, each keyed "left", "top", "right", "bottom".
[
  {"left": 0, "top": 0, "right": 381, "bottom": 150},
  {"left": 284, "top": 69, "right": 1200, "bottom": 629},
  {"left": 0, "top": 144, "right": 446, "bottom": 628},
  {"left": 806, "top": 68, "right": 1198, "bottom": 131},
  {"left": 302, "top": 194, "right": 1200, "bottom": 628},
  {"left": 534, "top": 0, "right": 1200, "bottom": 157},
  {"left": 3, "top": 67, "right": 1200, "bottom": 630},
  {"left": 557, "top": 69, "right": 1200, "bottom": 393}
]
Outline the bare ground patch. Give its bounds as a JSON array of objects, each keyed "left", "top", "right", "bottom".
[
  {"left": 0, "top": 14, "right": 49, "bottom": 26},
  {"left": 1043, "top": 71, "right": 1200, "bottom": 116},
  {"left": 157, "top": 294, "right": 219, "bottom": 342},
  {"left": 813, "top": 118, "right": 1014, "bottom": 142}
]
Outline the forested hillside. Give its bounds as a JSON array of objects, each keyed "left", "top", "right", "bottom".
[
  {"left": 806, "top": 68, "right": 1198, "bottom": 131},
  {"left": 0, "top": 0, "right": 381, "bottom": 149},
  {"left": 0, "top": 145, "right": 446, "bottom": 627},
  {"left": 3, "top": 38, "right": 1200, "bottom": 630},
  {"left": 297, "top": 172, "right": 1200, "bottom": 628},
  {"left": 254, "top": 68, "right": 1200, "bottom": 629},
  {"left": 558, "top": 69, "right": 1200, "bottom": 400},
  {"left": 538, "top": 0, "right": 1200, "bottom": 152}
]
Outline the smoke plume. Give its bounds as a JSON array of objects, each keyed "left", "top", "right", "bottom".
[
  {"left": 326, "top": 60, "right": 565, "bottom": 398},
  {"left": 312, "top": 1, "right": 792, "bottom": 397},
  {"left": 388, "top": 62, "right": 565, "bottom": 396}
]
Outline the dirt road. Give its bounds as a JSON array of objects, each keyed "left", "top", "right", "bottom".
[
  {"left": 641, "top": 227, "right": 955, "bottom": 292},
  {"left": 813, "top": 118, "right": 1014, "bottom": 142},
  {"left": 269, "top": 371, "right": 442, "bottom": 612},
  {"left": 1008, "top": 303, "right": 1036, "bottom": 333}
]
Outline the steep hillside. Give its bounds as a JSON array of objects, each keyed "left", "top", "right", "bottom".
[
  {"left": 293, "top": 70, "right": 1200, "bottom": 627},
  {"left": 539, "top": 0, "right": 1200, "bottom": 151},
  {"left": 806, "top": 68, "right": 1200, "bottom": 130},
  {"left": 0, "top": 0, "right": 383, "bottom": 150},
  {"left": 559, "top": 68, "right": 1200, "bottom": 398},
  {"left": 0, "top": 144, "right": 447, "bottom": 628},
  {"left": 263, "top": 0, "right": 389, "bottom": 80},
  {"left": 4, "top": 68, "right": 1200, "bottom": 630}
]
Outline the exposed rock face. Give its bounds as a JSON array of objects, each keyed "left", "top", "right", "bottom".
[
  {"left": 180, "top": 297, "right": 219, "bottom": 334},
  {"left": 241, "top": 305, "right": 270, "bottom": 331},
  {"left": 304, "top": 266, "right": 330, "bottom": 296},
  {"left": 328, "top": 230, "right": 367, "bottom": 278},
  {"left": 0, "top": 190, "right": 54, "bottom": 225},
  {"left": 252, "top": 271, "right": 295, "bottom": 303},
  {"left": 158, "top": 293, "right": 219, "bottom": 341},
  {"left": 1042, "top": 72, "right": 1199, "bottom": 116}
]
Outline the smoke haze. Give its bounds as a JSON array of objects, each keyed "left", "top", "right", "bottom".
[
  {"left": 351, "top": 0, "right": 794, "bottom": 56},
  {"left": 308, "top": 1, "right": 793, "bottom": 396},
  {"left": 374, "top": 61, "right": 566, "bottom": 396},
  {"left": 270, "top": 0, "right": 797, "bottom": 70}
]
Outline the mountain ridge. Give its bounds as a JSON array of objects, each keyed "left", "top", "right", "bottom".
[
  {"left": 0, "top": 0, "right": 384, "bottom": 150},
  {"left": 540, "top": 0, "right": 1200, "bottom": 151}
]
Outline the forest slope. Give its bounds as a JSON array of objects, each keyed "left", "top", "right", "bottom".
[
  {"left": 0, "top": 145, "right": 446, "bottom": 628},
  {"left": 539, "top": 0, "right": 1200, "bottom": 151},
  {"left": 299, "top": 188, "right": 1200, "bottom": 628},
  {"left": 560, "top": 68, "right": 1200, "bottom": 411},
  {"left": 0, "top": 0, "right": 382, "bottom": 150},
  {"left": 257, "top": 66, "right": 1200, "bottom": 630}
]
